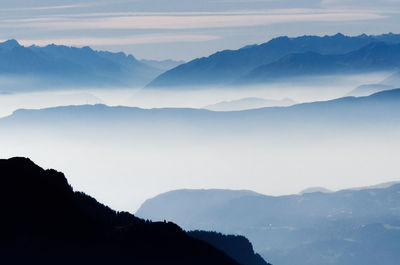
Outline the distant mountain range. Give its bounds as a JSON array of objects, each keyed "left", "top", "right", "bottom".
[
  {"left": 136, "top": 182, "right": 400, "bottom": 265},
  {"left": 0, "top": 40, "right": 178, "bottom": 91},
  {"left": 0, "top": 157, "right": 268, "bottom": 265},
  {"left": 237, "top": 42, "right": 400, "bottom": 84},
  {"left": 146, "top": 33, "right": 400, "bottom": 89},
  {"left": 204, "top": 97, "right": 296, "bottom": 111},
  {"left": 3, "top": 89, "right": 399, "bottom": 135}
]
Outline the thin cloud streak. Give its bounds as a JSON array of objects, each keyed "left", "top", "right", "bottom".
[
  {"left": 0, "top": 4, "right": 91, "bottom": 11},
  {"left": 17, "top": 34, "right": 220, "bottom": 47},
  {"left": 2, "top": 10, "right": 385, "bottom": 30}
]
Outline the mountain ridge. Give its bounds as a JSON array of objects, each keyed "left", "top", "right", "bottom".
[
  {"left": 0, "top": 157, "right": 267, "bottom": 265},
  {"left": 136, "top": 182, "right": 400, "bottom": 265},
  {"left": 0, "top": 40, "right": 165, "bottom": 91},
  {"left": 146, "top": 33, "right": 400, "bottom": 89}
]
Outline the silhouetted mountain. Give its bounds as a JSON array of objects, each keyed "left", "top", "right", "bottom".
[
  {"left": 137, "top": 182, "right": 400, "bottom": 265},
  {"left": 0, "top": 157, "right": 248, "bottom": 265},
  {"left": 189, "top": 231, "right": 270, "bottom": 265},
  {"left": 204, "top": 97, "right": 296, "bottom": 111},
  {"left": 0, "top": 40, "right": 163, "bottom": 91},
  {"left": 146, "top": 33, "right": 400, "bottom": 88},
  {"left": 238, "top": 42, "right": 400, "bottom": 84}
]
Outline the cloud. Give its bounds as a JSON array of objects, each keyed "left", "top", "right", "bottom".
[
  {"left": 16, "top": 34, "right": 220, "bottom": 47},
  {"left": 0, "top": 3, "right": 91, "bottom": 11},
  {"left": 1, "top": 9, "right": 386, "bottom": 31}
]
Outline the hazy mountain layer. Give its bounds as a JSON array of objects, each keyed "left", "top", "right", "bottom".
[
  {"left": 0, "top": 89, "right": 399, "bottom": 213},
  {"left": 146, "top": 33, "right": 400, "bottom": 88},
  {"left": 137, "top": 183, "right": 400, "bottom": 265},
  {"left": 238, "top": 42, "right": 400, "bottom": 84},
  {"left": 0, "top": 40, "right": 163, "bottom": 92},
  {"left": 3, "top": 89, "right": 400, "bottom": 132}
]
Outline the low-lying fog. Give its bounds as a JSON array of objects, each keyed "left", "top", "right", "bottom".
[
  {"left": 0, "top": 71, "right": 398, "bottom": 212},
  {"left": 0, "top": 72, "right": 391, "bottom": 117}
]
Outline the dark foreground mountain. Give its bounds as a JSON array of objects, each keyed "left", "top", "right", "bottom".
[
  {"left": 146, "top": 33, "right": 400, "bottom": 88},
  {"left": 0, "top": 157, "right": 266, "bottom": 265},
  {"left": 137, "top": 183, "right": 400, "bottom": 265},
  {"left": 0, "top": 40, "right": 163, "bottom": 92},
  {"left": 189, "top": 231, "right": 269, "bottom": 265}
]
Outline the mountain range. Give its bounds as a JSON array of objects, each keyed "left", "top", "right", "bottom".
[
  {"left": 237, "top": 42, "right": 400, "bottom": 84},
  {"left": 0, "top": 89, "right": 399, "bottom": 214},
  {"left": 0, "top": 157, "right": 268, "bottom": 265},
  {"left": 0, "top": 40, "right": 179, "bottom": 91},
  {"left": 146, "top": 33, "right": 400, "bottom": 88},
  {"left": 136, "top": 182, "right": 400, "bottom": 265},
  {"left": 2, "top": 89, "right": 399, "bottom": 135}
]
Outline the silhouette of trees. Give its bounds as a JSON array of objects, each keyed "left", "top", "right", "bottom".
[{"left": 0, "top": 157, "right": 243, "bottom": 265}]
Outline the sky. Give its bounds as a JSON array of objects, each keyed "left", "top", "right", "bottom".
[{"left": 1, "top": 0, "right": 399, "bottom": 60}]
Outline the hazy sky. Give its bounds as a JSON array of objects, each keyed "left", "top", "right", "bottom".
[{"left": 1, "top": 0, "right": 399, "bottom": 60}]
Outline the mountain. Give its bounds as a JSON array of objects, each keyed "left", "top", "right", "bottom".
[
  {"left": 188, "top": 231, "right": 270, "bottom": 265},
  {"left": 137, "top": 190, "right": 262, "bottom": 226},
  {"left": 0, "top": 40, "right": 163, "bottom": 92},
  {"left": 141, "top": 59, "right": 185, "bottom": 71},
  {"left": 146, "top": 33, "right": 400, "bottom": 88},
  {"left": 238, "top": 42, "right": 400, "bottom": 84},
  {"left": 0, "top": 157, "right": 268, "bottom": 265},
  {"left": 204, "top": 97, "right": 296, "bottom": 111},
  {"left": 349, "top": 181, "right": 400, "bottom": 191},
  {"left": 3, "top": 88, "right": 400, "bottom": 131},
  {"left": 136, "top": 183, "right": 400, "bottom": 265},
  {"left": 346, "top": 83, "right": 395, "bottom": 97}
]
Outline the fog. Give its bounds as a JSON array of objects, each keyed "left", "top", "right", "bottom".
[
  {"left": 1, "top": 126, "right": 399, "bottom": 212},
  {"left": 0, "top": 71, "right": 398, "bottom": 211},
  {"left": 0, "top": 72, "right": 391, "bottom": 118}
]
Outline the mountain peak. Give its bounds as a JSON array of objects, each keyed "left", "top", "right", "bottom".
[{"left": 0, "top": 39, "right": 21, "bottom": 49}]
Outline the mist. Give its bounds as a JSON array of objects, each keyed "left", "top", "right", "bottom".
[
  {"left": 0, "top": 71, "right": 391, "bottom": 118},
  {"left": 1, "top": 84, "right": 399, "bottom": 211}
]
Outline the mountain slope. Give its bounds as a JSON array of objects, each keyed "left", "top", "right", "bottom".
[
  {"left": 238, "top": 42, "right": 400, "bottom": 84},
  {"left": 146, "top": 33, "right": 400, "bottom": 88},
  {"left": 189, "top": 231, "right": 270, "bottom": 265},
  {"left": 346, "top": 84, "right": 394, "bottom": 97},
  {"left": 3, "top": 89, "right": 400, "bottom": 133},
  {"left": 0, "top": 40, "right": 162, "bottom": 91},
  {"left": 137, "top": 183, "right": 400, "bottom": 265},
  {"left": 0, "top": 157, "right": 247, "bottom": 265}
]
